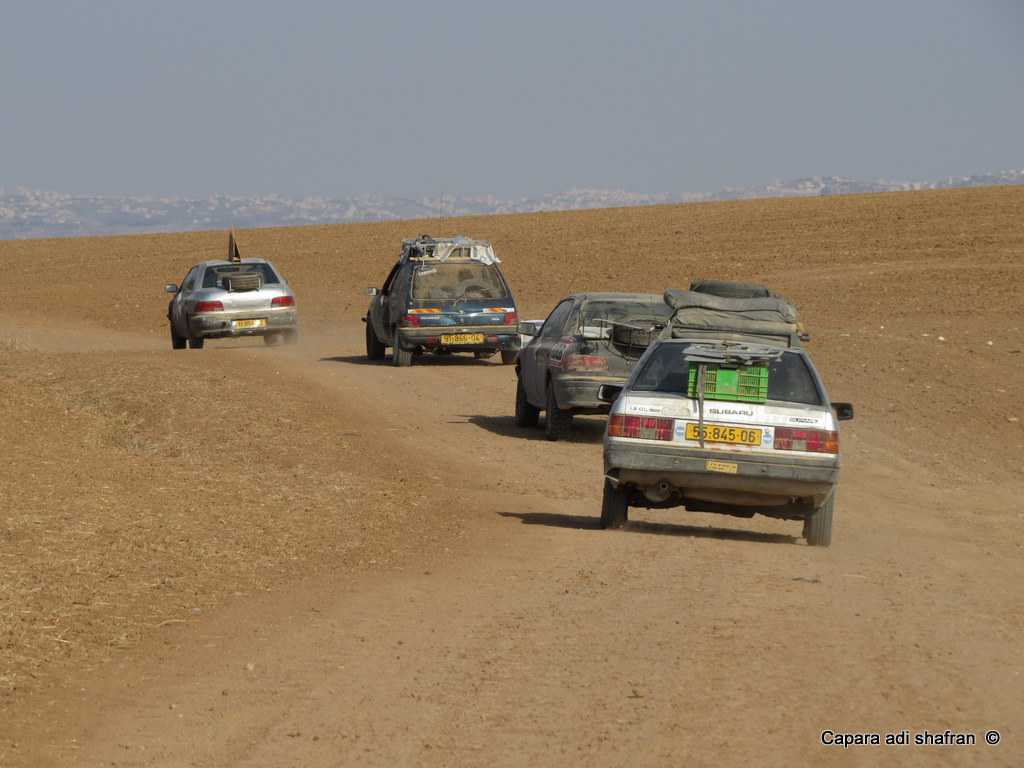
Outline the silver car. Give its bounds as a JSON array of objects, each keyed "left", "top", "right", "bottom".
[
  {"left": 165, "top": 259, "right": 298, "bottom": 349},
  {"left": 597, "top": 285, "right": 853, "bottom": 546}
]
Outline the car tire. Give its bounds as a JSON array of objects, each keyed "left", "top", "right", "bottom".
[
  {"left": 391, "top": 328, "right": 412, "bottom": 367},
  {"left": 263, "top": 333, "right": 280, "bottom": 346},
  {"left": 283, "top": 329, "right": 299, "bottom": 345},
  {"left": 514, "top": 374, "right": 540, "bottom": 428},
  {"left": 188, "top": 336, "right": 205, "bottom": 349},
  {"left": 544, "top": 380, "right": 572, "bottom": 441},
  {"left": 600, "top": 479, "right": 628, "bottom": 529},
  {"left": 804, "top": 495, "right": 834, "bottom": 547},
  {"left": 473, "top": 350, "right": 494, "bottom": 360},
  {"left": 365, "top": 322, "right": 385, "bottom": 360},
  {"left": 170, "top": 324, "right": 186, "bottom": 350},
  {"left": 500, "top": 350, "right": 518, "bottom": 365}
]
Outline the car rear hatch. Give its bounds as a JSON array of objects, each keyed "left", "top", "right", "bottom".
[
  {"left": 217, "top": 285, "right": 291, "bottom": 313},
  {"left": 403, "top": 299, "right": 516, "bottom": 330},
  {"left": 611, "top": 341, "right": 839, "bottom": 461}
]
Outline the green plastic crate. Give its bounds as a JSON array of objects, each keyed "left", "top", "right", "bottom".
[{"left": 687, "top": 364, "right": 769, "bottom": 403}]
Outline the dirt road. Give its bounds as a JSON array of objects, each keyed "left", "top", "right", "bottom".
[{"left": 2, "top": 187, "right": 1023, "bottom": 766}]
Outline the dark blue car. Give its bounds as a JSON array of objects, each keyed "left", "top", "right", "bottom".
[{"left": 364, "top": 235, "right": 520, "bottom": 367}]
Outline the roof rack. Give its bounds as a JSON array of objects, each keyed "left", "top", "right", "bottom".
[{"left": 400, "top": 234, "right": 500, "bottom": 265}]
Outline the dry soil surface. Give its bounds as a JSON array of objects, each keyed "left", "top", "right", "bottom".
[{"left": 1, "top": 187, "right": 1022, "bottom": 767}]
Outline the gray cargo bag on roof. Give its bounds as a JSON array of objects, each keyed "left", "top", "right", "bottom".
[
  {"left": 689, "top": 279, "right": 773, "bottom": 299},
  {"left": 663, "top": 288, "right": 799, "bottom": 338}
]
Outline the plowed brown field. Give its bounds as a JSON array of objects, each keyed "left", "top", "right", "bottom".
[{"left": 1, "top": 187, "right": 1022, "bottom": 766}]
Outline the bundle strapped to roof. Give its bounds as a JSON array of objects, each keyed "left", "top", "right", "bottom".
[
  {"left": 402, "top": 234, "right": 501, "bottom": 265},
  {"left": 689, "top": 278, "right": 773, "bottom": 299},
  {"left": 662, "top": 288, "right": 800, "bottom": 342}
]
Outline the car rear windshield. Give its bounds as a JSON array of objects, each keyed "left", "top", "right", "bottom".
[
  {"left": 632, "top": 343, "right": 822, "bottom": 405},
  {"left": 202, "top": 263, "right": 280, "bottom": 288},
  {"left": 411, "top": 263, "right": 507, "bottom": 301},
  {"left": 581, "top": 300, "right": 673, "bottom": 326}
]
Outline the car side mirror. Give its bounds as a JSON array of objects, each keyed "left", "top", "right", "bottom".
[
  {"left": 598, "top": 384, "right": 623, "bottom": 403},
  {"left": 518, "top": 321, "right": 541, "bottom": 337},
  {"left": 366, "top": 287, "right": 379, "bottom": 296},
  {"left": 164, "top": 283, "right": 178, "bottom": 294},
  {"left": 832, "top": 402, "right": 854, "bottom": 421}
]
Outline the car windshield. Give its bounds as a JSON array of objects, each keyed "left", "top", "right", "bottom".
[
  {"left": 632, "top": 342, "right": 822, "bottom": 405},
  {"left": 202, "top": 263, "right": 280, "bottom": 289},
  {"left": 581, "top": 299, "right": 673, "bottom": 327},
  {"left": 411, "top": 262, "right": 507, "bottom": 301}
]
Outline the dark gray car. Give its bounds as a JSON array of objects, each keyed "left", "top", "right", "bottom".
[
  {"left": 514, "top": 293, "right": 672, "bottom": 440},
  {"left": 165, "top": 259, "right": 298, "bottom": 349}
]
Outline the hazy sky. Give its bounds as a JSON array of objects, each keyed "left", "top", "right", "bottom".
[{"left": 2, "top": 0, "right": 1021, "bottom": 198}]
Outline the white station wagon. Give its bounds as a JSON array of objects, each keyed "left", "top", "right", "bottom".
[{"left": 598, "top": 283, "right": 853, "bottom": 546}]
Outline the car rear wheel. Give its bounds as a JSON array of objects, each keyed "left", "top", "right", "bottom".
[
  {"left": 804, "top": 495, "right": 834, "bottom": 547},
  {"left": 514, "top": 374, "right": 540, "bottom": 427},
  {"left": 366, "top": 322, "right": 385, "bottom": 360},
  {"left": 187, "top": 336, "right": 205, "bottom": 349},
  {"left": 170, "top": 323, "right": 186, "bottom": 350},
  {"left": 391, "top": 328, "right": 412, "bottom": 367},
  {"left": 600, "top": 479, "right": 628, "bottom": 529},
  {"left": 500, "top": 350, "right": 518, "bottom": 365},
  {"left": 282, "top": 329, "right": 299, "bottom": 345},
  {"left": 545, "top": 380, "right": 572, "bottom": 441},
  {"left": 263, "top": 333, "right": 281, "bottom": 346}
]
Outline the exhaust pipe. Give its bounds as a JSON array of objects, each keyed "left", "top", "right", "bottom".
[{"left": 643, "top": 480, "right": 673, "bottom": 503}]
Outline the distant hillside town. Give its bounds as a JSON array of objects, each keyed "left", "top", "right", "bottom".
[{"left": 2, "top": 169, "right": 1021, "bottom": 240}]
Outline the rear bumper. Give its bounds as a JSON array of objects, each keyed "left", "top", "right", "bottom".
[
  {"left": 397, "top": 326, "right": 520, "bottom": 352},
  {"left": 604, "top": 440, "right": 838, "bottom": 502},
  {"left": 189, "top": 309, "right": 298, "bottom": 339},
  {"left": 552, "top": 375, "right": 626, "bottom": 414}
]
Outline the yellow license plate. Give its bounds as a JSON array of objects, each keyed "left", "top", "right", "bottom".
[
  {"left": 685, "top": 422, "right": 762, "bottom": 446},
  {"left": 441, "top": 333, "right": 484, "bottom": 345},
  {"left": 232, "top": 318, "right": 267, "bottom": 330}
]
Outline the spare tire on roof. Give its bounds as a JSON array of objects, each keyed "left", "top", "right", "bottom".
[
  {"left": 223, "top": 272, "right": 262, "bottom": 292},
  {"left": 689, "top": 279, "right": 771, "bottom": 299}
]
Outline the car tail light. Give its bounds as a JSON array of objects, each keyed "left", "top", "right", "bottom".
[
  {"left": 271, "top": 295, "right": 295, "bottom": 308},
  {"left": 503, "top": 310, "right": 518, "bottom": 326},
  {"left": 608, "top": 414, "right": 675, "bottom": 441},
  {"left": 562, "top": 354, "right": 609, "bottom": 372},
  {"left": 401, "top": 314, "right": 421, "bottom": 327},
  {"left": 773, "top": 427, "right": 839, "bottom": 453},
  {"left": 194, "top": 300, "right": 223, "bottom": 313}
]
